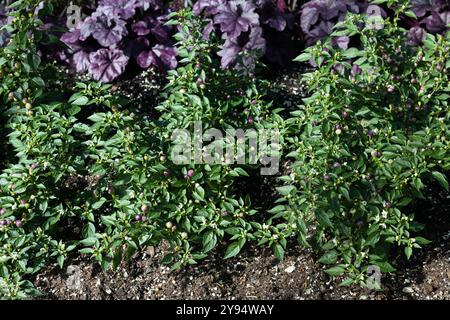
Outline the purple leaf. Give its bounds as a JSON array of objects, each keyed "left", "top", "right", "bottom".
[
  {"left": 215, "top": 0, "right": 259, "bottom": 39},
  {"left": 193, "top": 0, "right": 223, "bottom": 16},
  {"left": 73, "top": 50, "right": 91, "bottom": 73},
  {"left": 350, "top": 63, "right": 362, "bottom": 77},
  {"left": 98, "top": 0, "right": 137, "bottom": 20},
  {"left": 135, "top": 0, "right": 162, "bottom": 11},
  {"left": 406, "top": 26, "right": 426, "bottom": 46},
  {"left": 89, "top": 48, "right": 129, "bottom": 82},
  {"left": 423, "top": 11, "right": 450, "bottom": 33},
  {"left": 217, "top": 26, "right": 265, "bottom": 69},
  {"left": 89, "top": 11, "right": 128, "bottom": 47},
  {"left": 332, "top": 36, "right": 350, "bottom": 50},
  {"left": 137, "top": 45, "right": 177, "bottom": 70},
  {"left": 132, "top": 21, "right": 151, "bottom": 36}
]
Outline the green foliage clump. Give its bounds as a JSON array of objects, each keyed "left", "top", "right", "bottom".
[{"left": 275, "top": 2, "right": 450, "bottom": 286}]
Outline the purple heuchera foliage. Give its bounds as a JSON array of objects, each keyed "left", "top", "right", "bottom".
[
  {"left": 0, "top": 4, "right": 12, "bottom": 47},
  {"left": 194, "top": 0, "right": 289, "bottom": 70},
  {"left": 406, "top": 26, "right": 426, "bottom": 46},
  {"left": 215, "top": 0, "right": 259, "bottom": 39},
  {"left": 87, "top": 11, "right": 128, "bottom": 47},
  {"left": 300, "top": 0, "right": 387, "bottom": 46},
  {"left": 218, "top": 26, "right": 266, "bottom": 69},
  {"left": 137, "top": 44, "right": 177, "bottom": 70},
  {"left": 89, "top": 48, "right": 129, "bottom": 83},
  {"left": 61, "top": 0, "right": 176, "bottom": 83}
]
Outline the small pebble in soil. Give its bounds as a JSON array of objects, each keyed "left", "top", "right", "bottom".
[{"left": 284, "top": 266, "right": 296, "bottom": 273}]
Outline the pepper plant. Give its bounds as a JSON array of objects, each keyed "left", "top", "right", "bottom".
[{"left": 273, "top": 0, "right": 450, "bottom": 286}]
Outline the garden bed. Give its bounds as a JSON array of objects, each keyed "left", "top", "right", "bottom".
[{"left": 1, "top": 0, "right": 450, "bottom": 300}]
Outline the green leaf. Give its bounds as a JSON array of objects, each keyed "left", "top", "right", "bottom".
[
  {"left": 415, "top": 237, "right": 431, "bottom": 245},
  {"left": 293, "top": 52, "right": 311, "bottom": 62},
  {"left": 276, "top": 185, "right": 296, "bottom": 196},
  {"left": 404, "top": 246, "right": 413, "bottom": 260},
  {"left": 342, "top": 48, "right": 362, "bottom": 59},
  {"left": 92, "top": 198, "right": 107, "bottom": 210},
  {"left": 318, "top": 250, "right": 338, "bottom": 265},
  {"left": 224, "top": 239, "right": 245, "bottom": 259},
  {"left": 57, "top": 255, "right": 65, "bottom": 269},
  {"left": 432, "top": 171, "right": 448, "bottom": 191},
  {"left": 273, "top": 243, "right": 284, "bottom": 261},
  {"left": 404, "top": 10, "right": 417, "bottom": 19},
  {"left": 325, "top": 265, "right": 346, "bottom": 276},
  {"left": 339, "top": 277, "right": 354, "bottom": 286},
  {"left": 71, "top": 96, "right": 89, "bottom": 106}
]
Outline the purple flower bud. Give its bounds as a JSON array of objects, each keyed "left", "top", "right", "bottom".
[
  {"left": 20, "top": 199, "right": 27, "bottom": 205},
  {"left": 0, "top": 208, "right": 5, "bottom": 215},
  {"left": 333, "top": 162, "right": 341, "bottom": 169},
  {"left": 341, "top": 111, "right": 349, "bottom": 119},
  {"left": 335, "top": 124, "right": 342, "bottom": 130},
  {"left": 247, "top": 116, "right": 254, "bottom": 124},
  {"left": 135, "top": 214, "right": 143, "bottom": 222},
  {"left": 30, "top": 163, "right": 38, "bottom": 170},
  {"left": 251, "top": 100, "right": 257, "bottom": 105},
  {"left": 368, "top": 130, "right": 375, "bottom": 138},
  {"left": 411, "top": 78, "right": 417, "bottom": 84},
  {"left": 196, "top": 78, "right": 203, "bottom": 85},
  {"left": 163, "top": 170, "right": 171, "bottom": 177},
  {"left": 15, "top": 220, "right": 23, "bottom": 228},
  {"left": 141, "top": 205, "right": 149, "bottom": 213},
  {"left": 387, "top": 85, "right": 395, "bottom": 93},
  {"left": 187, "top": 169, "right": 194, "bottom": 178},
  {"left": 436, "top": 64, "right": 443, "bottom": 71},
  {"left": 355, "top": 220, "right": 364, "bottom": 228},
  {"left": 221, "top": 210, "right": 228, "bottom": 217},
  {"left": 371, "top": 150, "right": 381, "bottom": 158},
  {"left": 5, "top": 220, "right": 11, "bottom": 225},
  {"left": 0, "top": 220, "right": 5, "bottom": 226},
  {"left": 323, "top": 174, "right": 331, "bottom": 181},
  {"left": 383, "top": 201, "right": 392, "bottom": 208}
]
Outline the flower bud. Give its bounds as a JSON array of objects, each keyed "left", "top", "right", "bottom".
[
  {"left": 135, "top": 214, "right": 143, "bottom": 222},
  {"left": 323, "top": 174, "right": 331, "bottom": 181},
  {"left": 371, "top": 150, "right": 381, "bottom": 158},
  {"left": 141, "top": 204, "right": 149, "bottom": 213}
]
